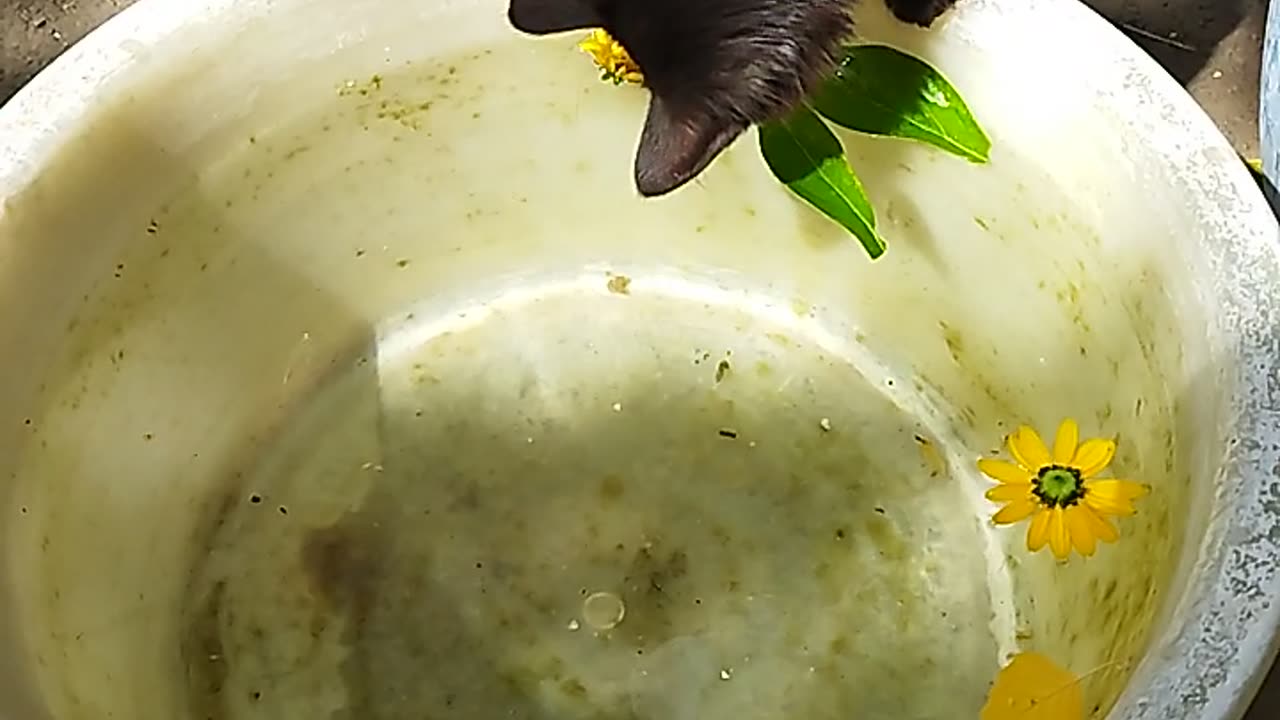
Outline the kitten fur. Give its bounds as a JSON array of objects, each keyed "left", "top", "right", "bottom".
[{"left": 508, "top": 0, "right": 960, "bottom": 197}]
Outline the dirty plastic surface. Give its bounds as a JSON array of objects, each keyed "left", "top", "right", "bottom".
[{"left": 1, "top": 1, "right": 1278, "bottom": 720}]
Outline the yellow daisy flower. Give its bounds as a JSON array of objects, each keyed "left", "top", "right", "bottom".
[
  {"left": 579, "top": 29, "right": 643, "bottom": 85},
  {"left": 977, "top": 418, "right": 1149, "bottom": 561}
]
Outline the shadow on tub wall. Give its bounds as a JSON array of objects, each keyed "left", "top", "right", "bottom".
[{"left": 0, "top": 72, "right": 382, "bottom": 718}]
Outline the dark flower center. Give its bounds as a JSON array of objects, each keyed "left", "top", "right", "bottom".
[{"left": 1033, "top": 465, "right": 1084, "bottom": 507}]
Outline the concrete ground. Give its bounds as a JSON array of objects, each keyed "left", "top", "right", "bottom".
[{"left": 1, "top": 0, "right": 1278, "bottom": 716}]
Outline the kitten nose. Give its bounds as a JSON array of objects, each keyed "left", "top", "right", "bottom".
[{"left": 635, "top": 165, "right": 682, "bottom": 197}]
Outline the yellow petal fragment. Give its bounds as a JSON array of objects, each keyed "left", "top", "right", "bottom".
[
  {"left": 1026, "top": 509, "right": 1052, "bottom": 551},
  {"left": 986, "top": 483, "right": 1034, "bottom": 503},
  {"left": 1072, "top": 438, "right": 1116, "bottom": 478},
  {"left": 1052, "top": 418, "right": 1079, "bottom": 465},
  {"left": 1065, "top": 505, "right": 1097, "bottom": 557},
  {"left": 1078, "top": 504, "right": 1119, "bottom": 544},
  {"left": 978, "top": 459, "right": 1034, "bottom": 485},
  {"left": 578, "top": 30, "right": 611, "bottom": 58},
  {"left": 1008, "top": 425, "right": 1051, "bottom": 471},
  {"left": 980, "top": 651, "right": 1084, "bottom": 720},
  {"left": 993, "top": 497, "right": 1039, "bottom": 524},
  {"left": 1048, "top": 506, "right": 1071, "bottom": 560},
  {"left": 579, "top": 29, "right": 644, "bottom": 84}
]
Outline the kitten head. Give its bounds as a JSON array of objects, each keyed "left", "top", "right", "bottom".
[{"left": 508, "top": 0, "right": 854, "bottom": 197}]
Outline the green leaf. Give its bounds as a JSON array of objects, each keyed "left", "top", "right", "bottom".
[
  {"left": 812, "top": 43, "right": 991, "bottom": 163},
  {"left": 758, "top": 106, "right": 885, "bottom": 259}
]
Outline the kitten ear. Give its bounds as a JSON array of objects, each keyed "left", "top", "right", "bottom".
[
  {"left": 634, "top": 97, "right": 747, "bottom": 197},
  {"left": 508, "top": 0, "right": 603, "bottom": 34}
]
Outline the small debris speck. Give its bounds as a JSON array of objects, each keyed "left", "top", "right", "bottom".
[
  {"left": 720, "top": 668, "right": 732, "bottom": 681},
  {"left": 819, "top": 417, "right": 832, "bottom": 432},
  {"left": 718, "top": 428, "right": 739, "bottom": 439},
  {"left": 612, "top": 402, "right": 623, "bottom": 412},
  {"left": 714, "top": 358, "right": 731, "bottom": 383},
  {"left": 606, "top": 275, "right": 632, "bottom": 295},
  {"left": 567, "top": 619, "right": 580, "bottom": 631}
]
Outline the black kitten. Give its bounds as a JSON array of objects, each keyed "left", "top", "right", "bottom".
[{"left": 508, "top": 0, "right": 960, "bottom": 197}]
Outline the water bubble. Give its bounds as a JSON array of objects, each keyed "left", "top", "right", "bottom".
[{"left": 582, "top": 591, "right": 625, "bottom": 630}]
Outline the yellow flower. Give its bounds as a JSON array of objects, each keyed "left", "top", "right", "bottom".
[
  {"left": 977, "top": 418, "right": 1149, "bottom": 561},
  {"left": 579, "top": 29, "right": 643, "bottom": 85}
]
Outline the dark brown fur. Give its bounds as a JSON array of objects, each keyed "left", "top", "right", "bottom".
[{"left": 508, "top": 0, "right": 960, "bottom": 196}]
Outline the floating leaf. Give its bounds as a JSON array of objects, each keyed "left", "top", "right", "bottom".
[
  {"left": 812, "top": 43, "right": 991, "bottom": 163},
  {"left": 758, "top": 106, "right": 885, "bottom": 259},
  {"left": 981, "top": 652, "right": 1083, "bottom": 720}
]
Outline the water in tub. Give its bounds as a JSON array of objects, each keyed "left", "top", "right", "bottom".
[{"left": 11, "top": 15, "right": 1184, "bottom": 720}]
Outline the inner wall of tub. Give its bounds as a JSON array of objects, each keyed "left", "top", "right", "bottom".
[{"left": 6, "top": 28, "right": 1190, "bottom": 720}]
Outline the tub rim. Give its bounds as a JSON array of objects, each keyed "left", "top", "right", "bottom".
[{"left": 1, "top": 0, "right": 1280, "bottom": 718}]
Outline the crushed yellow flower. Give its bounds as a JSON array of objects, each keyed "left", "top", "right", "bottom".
[
  {"left": 978, "top": 418, "right": 1149, "bottom": 561},
  {"left": 579, "top": 29, "right": 643, "bottom": 85}
]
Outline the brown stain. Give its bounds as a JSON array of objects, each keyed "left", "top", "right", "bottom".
[
  {"left": 301, "top": 515, "right": 387, "bottom": 623},
  {"left": 178, "top": 462, "right": 260, "bottom": 719},
  {"left": 599, "top": 474, "right": 626, "bottom": 502},
  {"left": 616, "top": 540, "right": 691, "bottom": 649},
  {"left": 299, "top": 509, "right": 394, "bottom": 719},
  {"left": 182, "top": 580, "right": 230, "bottom": 720}
]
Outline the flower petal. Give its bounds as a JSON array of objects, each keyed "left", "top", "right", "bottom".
[
  {"left": 1048, "top": 506, "right": 1071, "bottom": 560},
  {"left": 1086, "top": 479, "right": 1150, "bottom": 501},
  {"left": 977, "top": 459, "right": 1034, "bottom": 485},
  {"left": 986, "top": 483, "right": 1034, "bottom": 503},
  {"left": 1008, "top": 426, "right": 1051, "bottom": 471},
  {"left": 1072, "top": 438, "right": 1116, "bottom": 478},
  {"left": 1078, "top": 504, "right": 1119, "bottom": 544},
  {"left": 1026, "top": 509, "right": 1052, "bottom": 551},
  {"left": 1052, "top": 418, "right": 1079, "bottom": 465},
  {"left": 1083, "top": 492, "right": 1136, "bottom": 517},
  {"left": 1082, "top": 479, "right": 1146, "bottom": 517},
  {"left": 1065, "top": 506, "right": 1097, "bottom": 557},
  {"left": 993, "top": 497, "right": 1039, "bottom": 524}
]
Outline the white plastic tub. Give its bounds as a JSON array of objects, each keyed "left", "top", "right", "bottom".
[{"left": 0, "top": 0, "right": 1277, "bottom": 718}]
